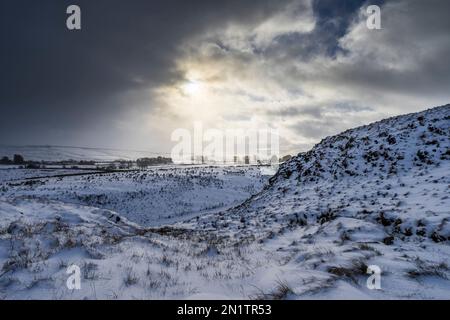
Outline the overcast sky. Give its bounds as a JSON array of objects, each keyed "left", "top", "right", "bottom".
[{"left": 1, "top": 0, "right": 449, "bottom": 155}]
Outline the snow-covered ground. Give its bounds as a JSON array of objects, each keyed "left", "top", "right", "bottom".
[
  {"left": 0, "top": 105, "right": 449, "bottom": 300},
  {"left": 0, "top": 166, "right": 268, "bottom": 227}
]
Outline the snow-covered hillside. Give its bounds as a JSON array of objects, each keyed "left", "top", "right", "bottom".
[
  {"left": 191, "top": 104, "right": 450, "bottom": 242},
  {"left": 183, "top": 104, "right": 450, "bottom": 298},
  {"left": 0, "top": 105, "right": 449, "bottom": 299}
]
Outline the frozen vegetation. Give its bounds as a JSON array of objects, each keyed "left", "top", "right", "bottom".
[{"left": 0, "top": 105, "right": 449, "bottom": 299}]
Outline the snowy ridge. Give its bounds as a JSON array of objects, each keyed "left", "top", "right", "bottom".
[{"left": 274, "top": 104, "right": 450, "bottom": 185}]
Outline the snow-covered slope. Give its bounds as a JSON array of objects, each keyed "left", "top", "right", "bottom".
[
  {"left": 0, "top": 105, "right": 449, "bottom": 299},
  {"left": 180, "top": 104, "right": 450, "bottom": 298},
  {"left": 191, "top": 104, "right": 450, "bottom": 238}
]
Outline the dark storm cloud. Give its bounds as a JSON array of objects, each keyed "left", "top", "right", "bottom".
[
  {"left": 318, "top": 0, "right": 450, "bottom": 99},
  {"left": 309, "top": 0, "right": 385, "bottom": 56},
  {"left": 262, "top": 0, "right": 385, "bottom": 60},
  {"left": 3, "top": 0, "right": 449, "bottom": 150},
  {"left": 0, "top": 0, "right": 298, "bottom": 145}
]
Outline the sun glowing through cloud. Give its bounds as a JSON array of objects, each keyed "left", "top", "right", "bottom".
[{"left": 182, "top": 80, "right": 202, "bottom": 96}]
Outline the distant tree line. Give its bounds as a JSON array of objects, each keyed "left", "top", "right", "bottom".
[
  {"left": 0, "top": 154, "right": 97, "bottom": 168},
  {"left": 0, "top": 154, "right": 25, "bottom": 165},
  {"left": 136, "top": 157, "right": 173, "bottom": 169},
  {"left": 0, "top": 154, "right": 173, "bottom": 170}
]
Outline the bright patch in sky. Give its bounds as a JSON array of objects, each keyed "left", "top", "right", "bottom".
[{"left": 182, "top": 80, "right": 202, "bottom": 96}]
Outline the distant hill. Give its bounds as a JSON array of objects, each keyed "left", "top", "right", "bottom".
[{"left": 0, "top": 145, "right": 166, "bottom": 162}]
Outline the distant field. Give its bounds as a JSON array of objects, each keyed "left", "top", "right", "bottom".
[{"left": 0, "top": 145, "right": 164, "bottom": 161}]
